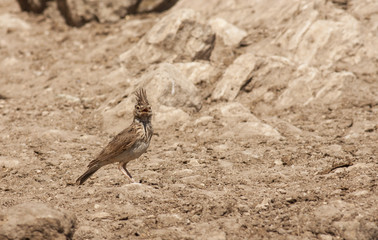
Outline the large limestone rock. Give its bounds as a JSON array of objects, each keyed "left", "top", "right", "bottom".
[
  {"left": 120, "top": 8, "right": 215, "bottom": 75},
  {"left": 138, "top": 63, "right": 202, "bottom": 110},
  {"left": 212, "top": 53, "right": 259, "bottom": 101},
  {"left": 174, "top": 61, "right": 220, "bottom": 86},
  {"left": 236, "top": 56, "right": 368, "bottom": 114},
  {"left": 273, "top": 1, "right": 378, "bottom": 78},
  {"left": 0, "top": 202, "right": 76, "bottom": 240},
  {"left": 210, "top": 102, "right": 281, "bottom": 139},
  {"left": 276, "top": 69, "right": 357, "bottom": 109},
  {"left": 172, "top": 0, "right": 302, "bottom": 31}
]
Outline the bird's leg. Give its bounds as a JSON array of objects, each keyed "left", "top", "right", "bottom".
[{"left": 118, "top": 162, "right": 135, "bottom": 183}]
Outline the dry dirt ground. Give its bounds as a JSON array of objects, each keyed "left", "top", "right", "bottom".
[{"left": 0, "top": 1, "right": 377, "bottom": 239}]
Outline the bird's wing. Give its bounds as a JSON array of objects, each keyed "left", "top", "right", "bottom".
[{"left": 87, "top": 125, "right": 138, "bottom": 168}]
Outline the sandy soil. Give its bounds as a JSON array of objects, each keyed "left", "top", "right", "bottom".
[{"left": 0, "top": 1, "right": 377, "bottom": 239}]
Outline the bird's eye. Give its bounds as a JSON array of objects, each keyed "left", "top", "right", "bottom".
[{"left": 136, "top": 106, "right": 140, "bottom": 110}]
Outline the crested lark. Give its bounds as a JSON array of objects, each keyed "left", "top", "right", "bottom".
[{"left": 76, "top": 88, "right": 153, "bottom": 185}]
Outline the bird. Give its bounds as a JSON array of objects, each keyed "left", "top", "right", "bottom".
[{"left": 76, "top": 88, "right": 153, "bottom": 185}]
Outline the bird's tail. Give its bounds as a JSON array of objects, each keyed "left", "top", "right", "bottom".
[{"left": 76, "top": 165, "right": 101, "bottom": 185}]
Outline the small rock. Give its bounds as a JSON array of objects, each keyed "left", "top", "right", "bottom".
[
  {"left": 255, "top": 198, "right": 271, "bottom": 210},
  {"left": 213, "top": 144, "right": 228, "bottom": 153},
  {"left": 274, "top": 159, "right": 283, "bottom": 166},
  {"left": 194, "top": 116, "right": 213, "bottom": 126},
  {"left": 209, "top": 17, "right": 247, "bottom": 46},
  {"left": 0, "top": 156, "right": 20, "bottom": 168},
  {"left": 0, "top": 202, "right": 76, "bottom": 240},
  {"left": 58, "top": 93, "right": 80, "bottom": 103},
  {"left": 320, "top": 144, "right": 344, "bottom": 158},
  {"left": 120, "top": 8, "right": 215, "bottom": 75},
  {"left": 137, "top": 0, "right": 178, "bottom": 13},
  {"left": 96, "top": 0, "right": 141, "bottom": 23},
  {"left": 318, "top": 234, "right": 333, "bottom": 240},
  {"left": 216, "top": 102, "right": 259, "bottom": 122},
  {"left": 1, "top": 57, "right": 19, "bottom": 67},
  {"left": 157, "top": 213, "right": 182, "bottom": 227},
  {"left": 351, "top": 190, "right": 369, "bottom": 197},
  {"left": 91, "top": 211, "right": 112, "bottom": 220},
  {"left": 173, "top": 169, "right": 194, "bottom": 177},
  {"left": 0, "top": 13, "right": 30, "bottom": 31}
]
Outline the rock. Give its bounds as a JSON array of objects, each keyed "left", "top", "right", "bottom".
[
  {"left": 274, "top": 1, "right": 378, "bottom": 77},
  {"left": 174, "top": 62, "right": 219, "bottom": 86},
  {"left": 101, "top": 67, "right": 132, "bottom": 90},
  {"left": 0, "top": 14, "right": 30, "bottom": 32},
  {"left": 212, "top": 53, "right": 259, "bottom": 101},
  {"left": 154, "top": 105, "right": 190, "bottom": 128},
  {"left": 190, "top": 222, "right": 226, "bottom": 240},
  {"left": 236, "top": 55, "right": 295, "bottom": 113},
  {"left": 56, "top": 0, "right": 97, "bottom": 27},
  {"left": 308, "top": 200, "right": 378, "bottom": 240},
  {"left": 294, "top": 17, "right": 361, "bottom": 66},
  {"left": 194, "top": 116, "right": 213, "bottom": 126},
  {"left": 237, "top": 55, "right": 365, "bottom": 113},
  {"left": 255, "top": 198, "right": 271, "bottom": 211},
  {"left": 211, "top": 102, "right": 281, "bottom": 139},
  {"left": 139, "top": 63, "right": 202, "bottom": 110},
  {"left": 349, "top": 0, "right": 378, "bottom": 31},
  {"left": 344, "top": 119, "right": 377, "bottom": 139},
  {"left": 0, "top": 202, "right": 76, "bottom": 240},
  {"left": 39, "top": 128, "right": 77, "bottom": 142},
  {"left": 57, "top": 0, "right": 141, "bottom": 27},
  {"left": 209, "top": 17, "right": 247, "bottom": 46},
  {"left": 1, "top": 57, "right": 19, "bottom": 67},
  {"left": 157, "top": 213, "right": 183, "bottom": 227},
  {"left": 96, "top": 0, "right": 141, "bottom": 23},
  {"left": 90, "top": 211, "right": 112, "bottom": 220},
  {"left": 276, "top": 69, "right": 357, "bottom": 109},
  {"left": 222, "top": 121, "right": 281, "bottom": 139},
  {"left": 120, "top": 18, "right": 157, "bottom": 39},
  {"left": 137, "top": 0, "right": 179, "bottom": 13},
  {"left": 319, "top": 144, "right": 344, "bottom": 158},
  {"left": 0, "top": 156, "right": 21, "bottom": 168},
  {"left": 58, "top": 93, "right": 80, "bottom": 103},
  {"left": 266, "top": 117, "right": 306, "bottom": 139},
  {"left": 172, "top": 0, "right": 301, "bottom": 31},
  {"left": 117, "top": 183, "right": 158, "bottom": 200},
  {"left": 217, "top": 102, "right": 258, "bottom": 122},
  {"left": 16, "top": 0, "right": 47, "bottom": 13},
  {"left": 120, "top": 8, "right": 215, "bottom": 75}
]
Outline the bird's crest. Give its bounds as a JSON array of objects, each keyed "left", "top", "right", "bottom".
[{"left": 135, "top": 88, "right": 149, "bottom": 105}]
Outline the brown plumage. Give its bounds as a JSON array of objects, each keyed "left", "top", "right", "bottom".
[{"left": 76, "top": 88, "right": 153, "bottom": 185}]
